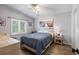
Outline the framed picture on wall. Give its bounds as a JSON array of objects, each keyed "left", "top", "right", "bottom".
[
  {"left": 39, "top": 20, "right": 54, "bottom": 28},
  {"left": 40, "top": 21, "right": 45, "bottom": 27},
  {"left": 28, "top": 21, "right": 32, "bottom": 27},
  {"left": 0, "top": 17, "right": 6, "bottom": 26}
]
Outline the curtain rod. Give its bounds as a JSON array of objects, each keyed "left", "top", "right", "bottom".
[{"left": 7, "top": 16, "right": 30, "bottom": 21}]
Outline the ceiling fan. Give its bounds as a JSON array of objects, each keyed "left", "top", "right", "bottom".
[{"left": 31, "top": 4, "right": 39, "bottom": 14}]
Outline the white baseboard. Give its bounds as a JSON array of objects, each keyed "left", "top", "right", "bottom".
[{"left": 63, "top": 42, "right": 72, "bottom": 47}]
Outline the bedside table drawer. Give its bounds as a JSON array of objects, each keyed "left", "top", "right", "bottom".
[{"left": 54, "top": 35, "right": 63, "bottom": 45}]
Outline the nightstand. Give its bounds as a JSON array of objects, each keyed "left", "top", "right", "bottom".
[{"left": 53, "top": 32, "right": 63, "bottom": 45}]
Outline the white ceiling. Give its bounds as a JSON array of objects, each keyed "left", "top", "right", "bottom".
[
  {"left": 5, "top": 4, "right": 73, "bottom": 18},
  {"left": 41, "top": 4, "right": 73, "bottom": 14}
]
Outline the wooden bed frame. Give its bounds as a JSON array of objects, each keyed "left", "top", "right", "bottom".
[{"left": 20, "top": 41, "right": 53, "bottom": 54}]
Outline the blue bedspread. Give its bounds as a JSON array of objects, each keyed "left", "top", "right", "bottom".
[{"left": 21, "top": 33, "right": 53, "bottom": 54}]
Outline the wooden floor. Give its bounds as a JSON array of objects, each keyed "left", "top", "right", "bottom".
[{"left": 16, "top": 43, "right": 74, "bottom": 55}]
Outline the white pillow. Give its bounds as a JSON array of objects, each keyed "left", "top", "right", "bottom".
[{"left": 37, "top": 30, "right": 50, "bottom": 33}]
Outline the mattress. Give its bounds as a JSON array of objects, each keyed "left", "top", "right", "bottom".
[{"left": 20, "top": 33, "right": 53, "bottom": 54}]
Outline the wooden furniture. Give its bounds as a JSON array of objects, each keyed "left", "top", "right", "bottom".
[
  {"left": 53, "top": 32, "right": 63, "bottom": 45},
  {"left": 21, "top": 40, "right": 53, "bottom": 54},
  {"left": 0, "top": 38, "right": 20, "bottom": 55},
  {"left": 20, "top": 32, "right": 53, "bottom": 54}
]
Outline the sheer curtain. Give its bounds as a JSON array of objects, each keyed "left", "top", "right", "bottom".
[{"left": 72, "top": 5, "right": 79, "bottom": 50}]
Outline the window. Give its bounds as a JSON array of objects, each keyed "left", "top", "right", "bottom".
[
  {"left": 11, "top": 19, "right": 27, "bottom": 35},
  {"left": 11, "top": 19, "right": 19, "bottom": 34},
  {"left": 20, "top": 21, "right": 26, "bottom": 33}
]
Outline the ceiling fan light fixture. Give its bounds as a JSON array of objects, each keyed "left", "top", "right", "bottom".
[
  {"left": 31, "top": 4, "right": 39, "bottom": 14},
  {"left": 31, "top": 4, "right": 38, "bottom": 7}
]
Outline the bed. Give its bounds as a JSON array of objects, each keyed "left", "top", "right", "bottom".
[{"left": 20, "top": 32, "right": 53, "bottom": 55}]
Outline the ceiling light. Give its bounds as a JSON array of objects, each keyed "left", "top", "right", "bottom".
[{"left": 31, "top": 4, "right": 39, "bottom": 14}]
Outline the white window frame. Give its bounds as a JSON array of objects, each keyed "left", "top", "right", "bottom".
[
  {"left": 19, "top": 20, "right": 27, "bottom": 33},
  {"left": 11, "top": 19, "right": 27, "bottom": 35}
]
